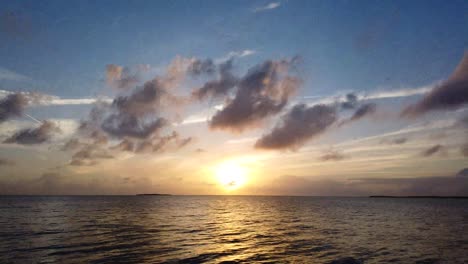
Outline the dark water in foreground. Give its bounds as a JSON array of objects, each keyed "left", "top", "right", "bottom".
[{"left": 0, "top": 196, "right": 467, "bottom": 264}]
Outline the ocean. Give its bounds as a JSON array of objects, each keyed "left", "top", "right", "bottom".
[{"left": 0, "top": 196, "right": 466, "bottom": 263}]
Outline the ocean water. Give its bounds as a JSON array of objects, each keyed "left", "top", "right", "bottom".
[{"left": 0, "top": 196, "right": 467, "bottom": 264}]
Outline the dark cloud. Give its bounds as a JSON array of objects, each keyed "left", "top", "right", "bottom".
[
  {"left": 191, "top": 59, "right": 238, "bottom": 100},
  {"left": 457, "top": 168, "right": 468, "bottom": 177},
  {"left": 210, "top": 59, "right": 300, "bottom": 132},
  {"left": 176, "top": 136, "right": 193, "bottom": 149},
  {"left": 0, "top": 158, "right": 15, "bottom": 166},
  {"left": 402, "top": 52, "right": 468, "bottom": 117},
  {"left": 111, "top": 79, "right": 168, "bottom": 117},
  {"left": 69, "top": 144, "right": 113, "bottom": 166},
  {"left": 137, "top": 132, "right": 192, "bottom": 153},
  {"left": 340, "top": 93, "right": 359, "bottom": 110},
  {"left": 255, "top": 104, "right": 337, "bottom": 150},
  {"left": 188, "top": 58, "right": 216, "bottom": 76},
  {"left": 69, "top": 64, "right": 193, "bottom": 162},
  {"left": 61, "top": 138, "right": 82, "bottom": 151},
  {"left": 106, "top": 64, "right": 139, "bottom": 90},
  {"left": 421, "top": 144, "right": 444, "bottom": 157},
  {"left": 110, "top": 132, "right": 192, "bottom": 154},
  {"left": 461, "top": 144, "right": 468, "bottom": 157},
  {"left": 97, "top": 72, "right": 182, "bottom": 140},
  {"left": 3, "top": 121, "right": 60, "bottom": 145},
  {"left": 111, "top": 138, "right": 135, "bottom": 152},
  {"left": 0, "top": 93, "right": 27, "bottom": 122},
  {"left": 339, "top": 103, "right": 377, "bottom": 126},
  {"left": 319, "top": 149, "right": 346, "bottom": 161},
  {"left": 62, "top": 133, "right": 111, "bottom": 165},
  {"left": 349, "top": 103, "right": 377, "bottom": 121},
  {"left": 102, "top": 114, "right": 168, "bottom": 139},
  {"left": 386, "top": 137, "right": 408, "bottom": 145}
]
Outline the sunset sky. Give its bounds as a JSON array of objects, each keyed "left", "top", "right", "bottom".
[{"left": 1, "top": 0, "right": 467, "bottom": 195}]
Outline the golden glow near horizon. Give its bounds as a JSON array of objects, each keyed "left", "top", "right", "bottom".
[{"left": 214, "top": 161, "right": 249, "bottom": 191}]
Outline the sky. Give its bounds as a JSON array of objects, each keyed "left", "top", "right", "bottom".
[{"left": 0, "top": 0, "right": 467, "bottom": 195}]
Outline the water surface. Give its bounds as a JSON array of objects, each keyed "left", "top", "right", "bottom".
[{"left": 0, "top": 196, "right": 467, "bottom": 263}]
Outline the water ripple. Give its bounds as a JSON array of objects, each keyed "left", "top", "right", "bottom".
[{"left": 0, "top": 196, "right": 467, "bottom": 263}]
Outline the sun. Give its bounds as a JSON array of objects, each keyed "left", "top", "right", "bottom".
[{"left": 214, "top": 161, "right": 248, "bottom": 191}]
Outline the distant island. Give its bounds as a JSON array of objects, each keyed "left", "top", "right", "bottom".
[
  {"left": 136, "top": 194, "right": 172, "bottom": 196},
  {"left": 370, "top": 196, "right": 468, "bottom": 199}
]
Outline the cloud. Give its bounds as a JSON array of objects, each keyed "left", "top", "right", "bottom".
[
  {"left": 191, "top": 59, "right": 238, "bottom": 100},
  {"left": 303, "top": 86, "right": 432, "bottom": 109},
  {"left": 3, "top": 120, "right": 60, "bottom": 145},
  {"left": 402, "top": 52, "right": 468, "bottom": 117},
  {"left": 106, "top": 64, "right": 139, "bottom": 90},
  {"left": 339, "top": 103, "right": 377, "bottom": 126},
  {"left": 62, "top": 132, "right": 113, "bottom": 166},
  {"left": 0, "top": 67, "right": 30, "bottom": 81},
  {"left": 72, "top": 147, "right": 113, "bottom": 160},
  {"left": 102, "top": 114, "right": 168, "bottom": 139},
  {"left": 420, "top": 144, "right": 444, "bottom": 157},
  {"left": 461, "top": 143, "right": 468, "bottom": 157},
  {"left": 188, "top": 59, "right": 216, "bottom": 76},
  {"left": 106, "top": 64, "right": 123, "bottom": 82},
  {"left": 216, "top": 50, "right": 257, "bottom": 63},
  {"left": 140, "top": 132, "right": 191, "bottom": 153},
  {"left": 226, "top": 50, "right": 256, "bottom": 58},
  {"left": 0, "top": 158, "right": 15, "bottom": 166},
  {"left": 0, "top": 89, "right": 112, "bottom": 106},
  {"left": 0, "top": 172, "right": 155, "bottom": 195},
  {"left": 353, "top": 174, "right": 468, "bottom": 196},
  {"left": 98, "top": 65, "right": 187, "bottom": 139},
  {"left": 366, "top": 86, "right": 432, "bottom": 100},
  {"left": 381, "top": 137, "right": 408, "bottom": 145},
  {"left": 61, "top": 138, "right": 82, "bottom": 151},
  {"left": 349, "top": 103, "right": 377, "bottom": 121},
  {"left": 255, "top": 104, "right": 337, "bottom": 150},
  {"left": 259, "top": 170, "right": 468, "bottom": 196},
  {"left": 0, "top": 93, "right": 27, "bottom": 122},
  {"left": 340, "top": 93, "right": 359, "bottom": 110},
  {"left": 69, "top": 145, "right": 113, "bottom": 166},
  {"left": 210, "top": 59, "right": 300, "bottom": 132},
  {"left": 111, "top": 131, "right": 192, "bottom": 153},
  {"left": 254, "top": 2, "right": 281, "bottom": 12},
  {"left": 319, "top": 149, "right": 346, "bottom": 161},
  {"left": 312, "top": 92, "right": 378, "bottom": 128},
  {"left": 457, "top": 168, "right": 468, "bottom": 177},
  {"left": 65, "top": 56, "right": 200, "bottom": 161},
  {"left": 258, "top": 175, "right": 366, "bottom": 196}
]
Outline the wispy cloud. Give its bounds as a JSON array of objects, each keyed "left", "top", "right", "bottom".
[
  {"left": 254, "top": 2, "right": 281, "bottom": 13},
  {"left": 338, "top": 119, "right": 457, "bottom": 147},
  {"left": 215, "top": 49, "right": 256, "bottom": 63},
  {"left": 0, "top": 67, "right": 30, "bottom": 81},
  {"left": 303, "top": 85, "right": 433, "bottom": 107},
  {"left": 0, "top": 90, "right": 112, "bottom": 106}
]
